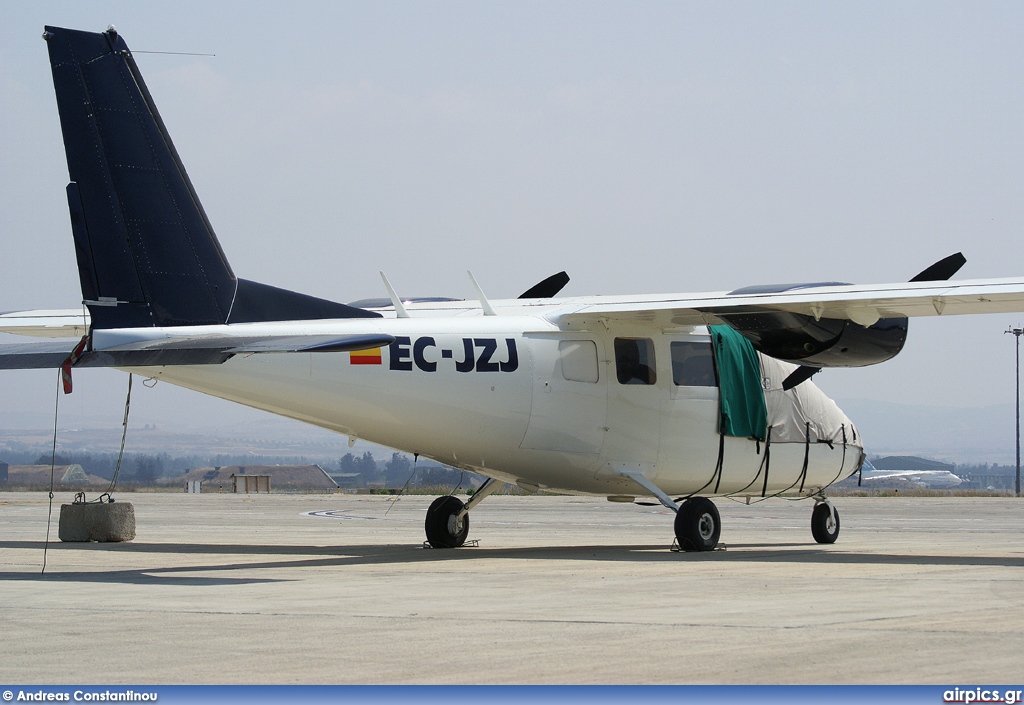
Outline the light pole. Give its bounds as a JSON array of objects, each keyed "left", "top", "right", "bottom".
[{"left": 1006, "top": 326, "right": 1023, "bottom": 497}]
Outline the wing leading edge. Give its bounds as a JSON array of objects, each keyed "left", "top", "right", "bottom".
[
  {"left": 554, "top": 274, "right": 1024, "bottom": 370},
  {"left": 556, "top": 276, "right": 1024, "bottom": 328}
]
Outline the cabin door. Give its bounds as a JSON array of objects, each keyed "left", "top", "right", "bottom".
[{"left": 519, "top": 335, "right": 607, "bottom": 455}]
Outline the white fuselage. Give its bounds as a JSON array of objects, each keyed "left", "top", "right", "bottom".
[{"left": 117, "top": 299, "right": 863, "bottom": 499}]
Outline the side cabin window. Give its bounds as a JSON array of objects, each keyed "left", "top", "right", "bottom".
[
  {"left": 614, "top": 337, "right": 656, "bottom": 385},
  {"left": 559, "top": 340, "right": 599, "bottom": 383},
  {"left": 671, "top": 340, "right": 717, "bottom": 387}
]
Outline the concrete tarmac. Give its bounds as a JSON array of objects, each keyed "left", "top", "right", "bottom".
[{"left": 1, "top": 491, "right": 1023, "bottom": 684}]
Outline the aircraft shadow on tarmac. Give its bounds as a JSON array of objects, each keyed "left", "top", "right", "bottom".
[
  {"left": 1, "top": 540, "right": 1023, "bottom": 587},
  {"left": 0, "top": 564, "right": 283, "bottom": 586}
]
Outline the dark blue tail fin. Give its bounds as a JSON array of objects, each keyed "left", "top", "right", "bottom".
[{"left": 44, "top": 25, "right": 378, "bottom": 329}]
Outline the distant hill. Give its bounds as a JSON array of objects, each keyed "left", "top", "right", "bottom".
[
  {"left": 3, "top": 464, "right": 107, "bottom": 489},
  {"left": 872, "top": 456, "right": 954, "bottom": 471}
]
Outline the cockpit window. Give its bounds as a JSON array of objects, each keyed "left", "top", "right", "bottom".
[
  {"left": 671, "top": 340, "right": 717, "bottom": 387},
  {"left": 614, "top": 338, "right": 656, "bottom": 385}
]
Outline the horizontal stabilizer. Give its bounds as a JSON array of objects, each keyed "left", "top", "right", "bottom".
[
  {"left": 0, "top": 309, "right": 89, "bottom": 338},
  {"left": 0, "top": 333, "right": 395, "bottom": 370},
  {"left": 0, "top": 341, "right": 79, "bottom": 370}
]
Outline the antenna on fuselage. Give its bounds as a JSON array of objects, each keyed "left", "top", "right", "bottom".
[
  {"left": 467, "top": 271, "right": 497, "bottom": 316},
  {"left": 379, "top": 272, "right": 410, "bottom": 318}
]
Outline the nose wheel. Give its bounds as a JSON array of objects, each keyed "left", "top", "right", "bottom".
[
  {"left": 423, "top": 477, "right": 505, "bottom": 548},
  {"left": 425, "top": 495, "right": 469, "bottom": 548},
  {"left": 811, "top": 500, "right": 840, "bottom": 544},
  {"left": 673, "top": 497, "right": 721, "bottom": 551}
]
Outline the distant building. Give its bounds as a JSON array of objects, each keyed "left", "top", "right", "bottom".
[
  {"left": 0, "top": 461, "right": 7, "bottom": 483},
  {"left": 176, "top": 465, "right": 339, "bottom": 493},
  {"left": 962, "top": 474, "right": 1015, "bottom": 491},
  {"left": 954, "top": 464, "right": 1017, "bottom": 491},
  {"left": 231, "top": 473, "right": 271, "bottom": 494}
]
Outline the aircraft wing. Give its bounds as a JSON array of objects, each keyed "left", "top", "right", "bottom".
[
  {"left": 0, "top": 332, "right": 395, "bottom": 370},
  {"left": 557, "top": 276, "right": 1024, "bottom": 328}
]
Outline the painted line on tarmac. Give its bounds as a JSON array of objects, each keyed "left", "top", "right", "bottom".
[{"left": 303, "top": 510, "right": 380, "bottom": 521}]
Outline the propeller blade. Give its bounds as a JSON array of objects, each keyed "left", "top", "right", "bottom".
[
  {"left": 519, "top": 271, "right": 570, "bottom": 298},
  {"left": 909, "top": 252, "right": 966, "bottom": 282},
  {"left": 782, "top": 365, "right": 821, "bottom": 391}
]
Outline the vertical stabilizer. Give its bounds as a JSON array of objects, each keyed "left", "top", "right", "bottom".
[
  {"left": 45, "top": 25, "right": 234, "bottom": 328},
  {"left": 43, "top": 26, "right": 378, "bottom": 329}
]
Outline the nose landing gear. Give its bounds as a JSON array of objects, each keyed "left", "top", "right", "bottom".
[
  {"left": 424, "top": 476, "right": 504, "bottom": 548},
  {"left": 424, "top": 495, "right": 470, "bottom": 548}
]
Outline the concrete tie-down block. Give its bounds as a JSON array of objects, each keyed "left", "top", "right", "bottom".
[{"left": 58, "top": 502, "right": 136, "bottom": 542}]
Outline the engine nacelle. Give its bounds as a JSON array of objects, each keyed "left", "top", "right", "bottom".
[{"left": 717, "top": 311, "right": 908, "bottom": 368}]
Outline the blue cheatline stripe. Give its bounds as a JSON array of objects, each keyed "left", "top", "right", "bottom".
[{"left": 3, "top": 685, "right": 1021, "bottom": 704}]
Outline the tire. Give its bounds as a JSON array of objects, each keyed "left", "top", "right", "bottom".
[
  {"left": 811, "top": 502, "right": 840, "bottom": 544},
  {"left": 674, "top": 497, "right": 721, "bottom": 551},
  {"left": 425, "top": 495, "right": 469, "bottom": 548}
]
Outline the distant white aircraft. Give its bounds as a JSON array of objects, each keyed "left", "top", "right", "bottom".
[
  {"left": 3, "top": 26, "right": 1023, "bottom": 550},
  {"left": 858, "top": 462, "right": 964, "bottom": 489}
]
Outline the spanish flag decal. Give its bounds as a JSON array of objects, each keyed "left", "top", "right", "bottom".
[{"left": 350, "top": 347, "right": 383, "bottom": 365}]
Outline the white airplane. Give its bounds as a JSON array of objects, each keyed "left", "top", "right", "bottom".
[
  {"left": 857, "top": 460, "right": 964, "bottom": 489},
  {"left": 3, "top": 26, "right": 1023, "bottom": 551},
  {"left": 861, "top": 470, "right": 964, "bottom": 489}
]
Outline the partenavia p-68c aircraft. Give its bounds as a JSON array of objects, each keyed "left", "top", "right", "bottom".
[{"left": 3, "top": 26, "right": 1024, "bottom": 551}]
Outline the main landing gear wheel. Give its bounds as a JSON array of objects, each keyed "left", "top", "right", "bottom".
[
  {"left": 674, "top": 497, "right": 721, "bottom": 551},
  {"left": 811, "top": 502, "right": 840, "bottom": 544},
  {"left": 425, "top": 495, "right": 469, "bottom": 548}
]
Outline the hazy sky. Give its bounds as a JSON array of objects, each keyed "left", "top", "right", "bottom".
[{"left": 2, "top": 2, "right": 1023, "bottom": 439}]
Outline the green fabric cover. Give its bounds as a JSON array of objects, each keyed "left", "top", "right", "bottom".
[{"left": 710, "top": 325, "right": 768, "bottom": 440}]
